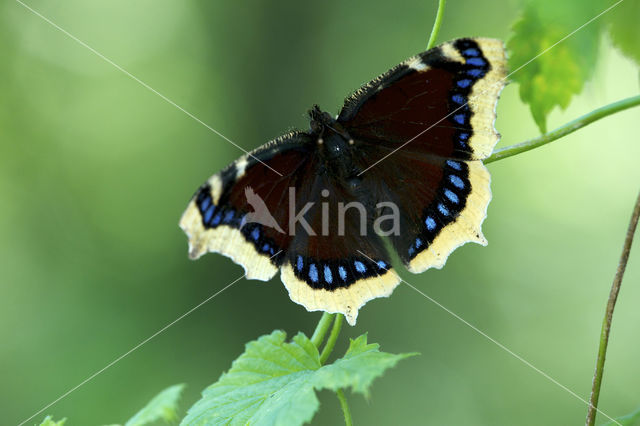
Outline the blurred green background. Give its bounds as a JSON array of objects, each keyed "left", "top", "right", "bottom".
[{"left": 1, "top": 0, "right": 639, "bottom": 425}]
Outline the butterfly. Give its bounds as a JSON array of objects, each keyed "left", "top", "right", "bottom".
[{"left": 180, "top": 38, "right": 507, "bottom": 325}]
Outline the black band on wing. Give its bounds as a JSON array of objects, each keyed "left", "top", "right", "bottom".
[
  {"left": 291, "top": 255, "right": 391, "bottom": 290},
  {"left": 446, "top": 39, "right": 493, "bottom": 159},
  {"left": 407, "top": 159, "right": 471, "bottom": 260},
  {"left": 195, "top": 184, "right": 282, "bottom": 261}
]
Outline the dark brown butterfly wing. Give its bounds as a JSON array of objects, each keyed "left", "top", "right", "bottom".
[
  {"left": 180, "top": 132, "right": 312, "bottom": 280},
  {"left": 339, "top": 38, "right": 506, "bottom": 272}
]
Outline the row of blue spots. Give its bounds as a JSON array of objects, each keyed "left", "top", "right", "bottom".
[
  {"left": 408, "top": 236, "right": 424, "bottom": 258},
  {"left": 196, "top": 188, "right": 217, "bottom": 227},
  {"left": 462, "top": 52, "right": 487, "bottom": 79},
  {"left": 295, "top": 256, "right": 390, "bottom": 287},
  {"left": 199, "top": 198, "right": 242, "bottom": 229},
  {"left": 450, "top": 43, "right": 488, "bottom": 119},
  {"left": 238, "top": 223, "right": 277, "bottom": 256}
]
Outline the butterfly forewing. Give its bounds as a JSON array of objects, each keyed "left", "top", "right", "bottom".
[{"left": 340, "top": 38, "right": 505, "bottom": 272}]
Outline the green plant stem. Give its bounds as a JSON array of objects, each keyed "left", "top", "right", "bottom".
[
  {"left": 486, "top": 95, "right": 640, "bottom": 164},
  {"left": 316, "top": 315, "right": 348, "bottom": 424},
  {"left": 311, "top": 312, "right": 335, "bottom": 348},
  {"left": 586, "top": 190, "right": 640, "bottom": 426},
  {"left": 320, "top": 314, "right": 344, "bottom": 364},
  {"left": 426, "top": 0, "right": 446, "bottom": 50},
  {"left": 336, "top": 389, "right": 353, "bottom": 426}
]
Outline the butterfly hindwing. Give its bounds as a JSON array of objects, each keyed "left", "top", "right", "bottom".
[{"left": 279, "top": 174, "right": 400, "bottom": 325}]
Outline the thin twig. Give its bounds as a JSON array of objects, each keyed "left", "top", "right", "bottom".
[
  {"left": 586, "top": 190, "right": 640, "bottom": 426},
  {"left": 426, "top": 0, "right": 446, "bottom": 50},
  {"left": 486, "top": 95, "right": 640, "bottom": 164}
]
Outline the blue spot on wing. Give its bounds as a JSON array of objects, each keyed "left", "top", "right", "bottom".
[
  {"left": 459, "top": 132, "right": 469, "bottom": 140},
  {"left": 453, "top": 113, "right": 466, "bottom": 125},
  {"left": 324, "top": 265, "right": 333, "bottom": 284},
  {"left": 457, "top": 79, "right": 472, "bottom": 88},
  {"left": 203, "top": 204, "right": 215, "bottom": 224},
  {"left": 200, "top": 196, "right": 211, "bottom": 212},
  {"left": 451, "top": 94, "right": 465, "bottom": 104},
  {"left": 354, "top": 261, "right": 366, "bottom": 273},
  {"left": 376, "top": 260, "right": 387, "bottom": 270},
  {"left": 444, "top": 189, "right": 459, "bottom": 204},
  {"left": 438, "top": 203, "right": 449, "bottom": 216},
  {"left": 467, "top": 57, "right": 486, "bottom": 66},
  {"left": 212, "top": 213, "right": 222, "bottom": 226},
  {"left": 338, "top": 266, "right": 347, "bottom": 281},
  {"left": 309, "top": 264, "right": 319, "bottom": 283},
  {"left": 467, "top": 68, "right": 484, "bottom": 78},
  {"left": 251, "top": 227, "right": 260, "bottom": 241},
  {"left": 462, "top": 47, "right": 480, "bottom": 57},
  {"left": 446, "top": 160, "right": 462, "bottom": 170},
  {"left": 425, "top": 216, "right": 436, "bottom": 231},
  {"left": 223, "top": 210, "right": 235, "bottom": 223},
  {"left": 296, "top": 255, "right": 303, "bottom": 272},
  {"left": 450, "top": 175, "right": 465, "bottom": 189}
]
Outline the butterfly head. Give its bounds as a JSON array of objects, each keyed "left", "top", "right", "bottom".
[
  {"left": 309, "top": 104, "right": 353, "bottom": 148},
  {"left": 308, "top": 104, "right": 334, "bottom": 133}
]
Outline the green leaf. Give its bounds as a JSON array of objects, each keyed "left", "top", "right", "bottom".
[
  {"left": 125, "top": 384, "right": 185, "bottom": 426},
  {"left": 606, "top": 0, "right": 640, "bottom": 65},
  {"left": 603, "top": 406, "right": 640, "bottom": 426},
  {"left": 507, "top": 0, "right": 602, "bottom": 133},
  {"left": 39, "top": 416, "right": 66, "bottom": 426},
  {"left": 181, "top": 331, "right": 415, "bottom": 426},
  {"left": 313, "top": 334, "right": 418, "bottom": 397}
]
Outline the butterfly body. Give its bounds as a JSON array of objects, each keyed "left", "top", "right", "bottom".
[{"left": 180, "top": 38, "right": 507, "bottom": 325}]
